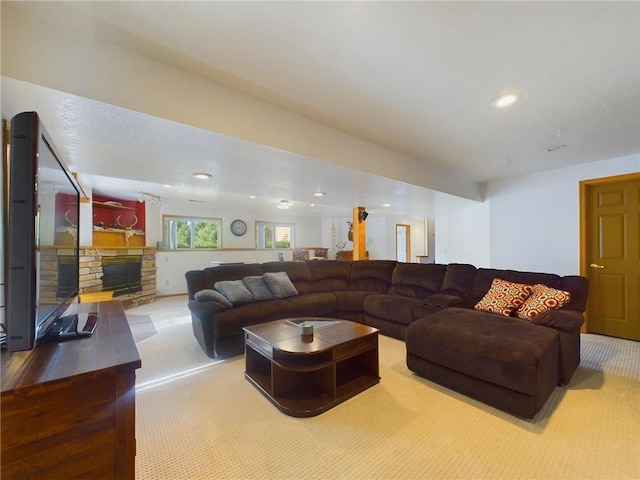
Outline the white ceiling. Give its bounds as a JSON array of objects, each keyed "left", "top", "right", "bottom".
[{"left": 2, "top": 1, "right": 639, "bottom": 218}]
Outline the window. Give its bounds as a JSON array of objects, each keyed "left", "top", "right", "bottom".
[
  {"left": 256, "top": 222, "right": 294, "bottom": 249},
  {"left": 164, "top": 215, "right": 222, "bottom": 250}
]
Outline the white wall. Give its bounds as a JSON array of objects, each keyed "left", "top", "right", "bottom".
[
  {"left": 153, "top": 198, "right": 326, "bottom": 295},
  {"left": 435, "top": 154, "right": 640, "bottom": 275},
  {"left": 435, "top": 202, "right": 491, "bottom": 267}
]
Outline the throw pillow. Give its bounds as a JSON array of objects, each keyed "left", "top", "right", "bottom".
[
  {"left": 242, "top": 276, "right": 274, "bottom": 301},
  {"left": 474, "top": 278, "right": 533, "bottom": 317},
  {"left": 214, "top": 280, "right": 255, "bottom": 306},
  {"left": 263, "top": 271, "right": 299, "bottom": 299},
  {"left": 194, "top": 289, "right": 233, "bottom": 308},
  {"left": 515, "top": 284, "right": 571, "bottom": 320}
]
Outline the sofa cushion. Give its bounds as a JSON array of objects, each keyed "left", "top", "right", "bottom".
[
  {"left": 307, "top": 260, "right": 351, "bottom": 292},
  {"left": 214, "top": 280, "right": 255, "bottom": 306},
  {"left": 214, "top": 300, "right": 292, "bottom": 338},
  {"left": 284, "top": 293, "right": 337, "bottom": 317},
  {"left": 332, "top": 291, "right": 374, "bottom": 312},
  {"left": 515, "top": 284, "right": 571, "bottom": 320},
  {"left": 194, "top": 289, "right": 233, "bottom": 308},
  {"left": 440, "top": 263, "right": 477, "bottom": 297},
  {"left": 263, "top": 271, "right": 299, "bottom": 298},
  {"left": 349, "top": 260, "right": 396, "bottom": 292},
  {"left": 204, "top": 264, "right": 265, "bottom": 287},
  {"left": 388, "top": 263, "right": 447, "bottom": 298},
  {"left": 242, "top": 276, "right": 274, "bottom": 301},
  {"left": 474, "top": 278, "right": 533, "bottom": 316},
  {"left": 364, "top": 294, "right": 423, "bottom": 325}
]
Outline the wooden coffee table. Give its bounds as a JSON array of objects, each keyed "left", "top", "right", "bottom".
[{"left": 243, "top": 318, "right": 379, "bottom": 417}]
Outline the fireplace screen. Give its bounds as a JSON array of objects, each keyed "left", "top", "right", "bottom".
[{"left": 102, "top": 255, "right": 142, "bottom": 296}]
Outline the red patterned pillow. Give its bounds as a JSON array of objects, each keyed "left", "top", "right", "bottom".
[
  {"left": 515, "top": 284, "right": 571, "bottom": 320},
  {"left": 474, "top": 278, "right": 533, "bottom": 316}
]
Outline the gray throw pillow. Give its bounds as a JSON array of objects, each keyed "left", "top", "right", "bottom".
[
  {"left": 242, "top": 276, "right": 274, "bottom": 301},
  {"left": 214, "top": 280, "right": 255, "bottom": 306},
  {"left": 263, "top": 271, "right": 298, "bottom": 299},
  {"left": 194, "top": 288, "right": 233, "bottom": 308}
]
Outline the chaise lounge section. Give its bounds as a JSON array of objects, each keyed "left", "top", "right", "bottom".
[{"left": 185, "top": 260, "right": 588, "bottom": 417}]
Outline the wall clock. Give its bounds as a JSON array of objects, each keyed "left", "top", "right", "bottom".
[{"left": 230, "top": 219, "right": 247, "bottom": 237}]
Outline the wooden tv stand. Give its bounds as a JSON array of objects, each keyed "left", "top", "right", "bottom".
[{"left": 1, "top": 301, "right": 141, "bottom": 479}]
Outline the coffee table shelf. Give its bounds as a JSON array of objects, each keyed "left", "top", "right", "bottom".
[{"left": 244, "top": 318, "right": 379, "bottom": 417}]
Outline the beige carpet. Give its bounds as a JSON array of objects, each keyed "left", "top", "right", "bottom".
[{"left": 130, "top": 303, "right": 640, "bottom": 480}]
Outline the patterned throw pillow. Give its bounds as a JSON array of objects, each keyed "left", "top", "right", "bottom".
[
  {"left": 515, "top": 284, "right": 571, "bottom": 320},
  {"left": 474, "top": 278, "right": 533, "bottom": 316}
]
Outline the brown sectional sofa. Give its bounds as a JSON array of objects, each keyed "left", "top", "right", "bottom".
[{"left": 185, "top": 260, "right": 589, "bottom": 417}]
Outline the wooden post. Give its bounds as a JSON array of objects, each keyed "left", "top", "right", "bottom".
[{"left": 352, "top": 207, "right": 367, "bottom": 260}]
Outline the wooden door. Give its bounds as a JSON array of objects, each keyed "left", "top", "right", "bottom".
[{"left": 581, "top": 174, "right": 640, "bottom": 340}]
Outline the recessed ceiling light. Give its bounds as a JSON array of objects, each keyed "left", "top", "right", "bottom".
[
  {"left": 544, "top": 144, "right": 567, "bottom": 153},
  {"left": 249, "top": 195, "right": 256, "bottom": 199},
  {"left": 382, "top": 203, "right": 391, "bottom": 208},
  {"left": 314, "top": 192, "right": 326, "bottom": 197},
  {"left": 310, "top": 203, "right": 316, "bottom": 207},
  {"left": 277, "top": 200, "right": 292, "bottom": 209},
  {"left": 192, "top": 173, "right": 212, "bottom": 179},
  {"left": 490, "top": 92, "right": 523, "bottom": 109},
  {"left": 162, "top": 184, "right": 172, "bottom": 188}
]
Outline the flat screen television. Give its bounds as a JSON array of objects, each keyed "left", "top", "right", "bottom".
[{"left": 5, "top": 111, "right": 81, "bottom": 352}]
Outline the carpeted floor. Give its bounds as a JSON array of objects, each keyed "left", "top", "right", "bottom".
[
  {"left": 128, "top": 298, "right": 640, "bottom": 479},
  {"left": 127, "top": 315, "right": 158, "bottom": 343}
]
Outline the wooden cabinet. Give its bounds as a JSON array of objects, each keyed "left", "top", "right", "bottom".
[
  {"left": 1, "top": 301, "right": 141, "bottom": 479},
  {"left": 336, "top": 250, "right": 369, "bottom": 261},
  {"left": 91, "top": 197, "right": 145, "bottom": 247},
  {"left": 54, "top": 195, "right": 146, "bottom": 247}
]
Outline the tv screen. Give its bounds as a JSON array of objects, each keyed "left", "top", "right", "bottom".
[{"left": 5, "top": 111, "right": 81, "bottom": 352}]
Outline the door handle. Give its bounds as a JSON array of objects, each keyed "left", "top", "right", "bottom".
[{"left": 590, "top": 263, "right": 606, "bottom": 269}]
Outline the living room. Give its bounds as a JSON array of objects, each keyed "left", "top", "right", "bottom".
[{"left": 1, "top": 2, "right": 639, "bottom": 479}]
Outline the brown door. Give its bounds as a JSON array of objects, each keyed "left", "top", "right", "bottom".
[{"left": 582, "top": 174, "right": 640, "bottom": 340}]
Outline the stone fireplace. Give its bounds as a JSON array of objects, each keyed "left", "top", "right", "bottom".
[
  {"left": 41, "top": 246, "right": 157, "bottom": 308},
  {"left": 78, "top": 247, "right": 156, "bottom": 307}
]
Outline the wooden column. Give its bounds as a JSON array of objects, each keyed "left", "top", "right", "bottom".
[{"left": 352, "top": 207, "right": 367, "bottom": 260}]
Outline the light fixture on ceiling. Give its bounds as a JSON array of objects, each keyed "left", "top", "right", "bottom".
[
  {"left": 490, "top": 92, "right": 523, "bottom": 109},
  {"left": 382, "top": 203, "right": 391, "bottom": 208},
  {"left": 544, "top": 144, "right": 567, "bottom": 153},
  {"left": 192, "top": 172, "right": 212, "bottom": 179},
  {"left": 138, "top": 191, "right": 162, "bottom": 206},
  {"left": 249, "top": 195, "right": 256, "bottom": 199},
  {"left": 314, "top": 192, "right": 326, "bottom": 197},
  {"left": 162, "top": 184, "right": 172, "bottom": 188},
  {"left": 277, "top": 200, "right": 293, "bottom": 209}
]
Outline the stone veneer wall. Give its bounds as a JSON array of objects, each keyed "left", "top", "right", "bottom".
[{"left": 79, "top": 247, "right": 157, "bottom": 308}]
